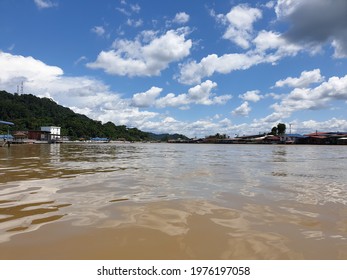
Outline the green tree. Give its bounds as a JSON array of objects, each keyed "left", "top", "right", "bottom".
[
  {"left": 271, "top": 126, "right": 278, "bottom": 135},
  {"left": 277, "top": 123, "right": 286, "bottom": 135},
  {"left": 0, "top": 90, "right": 158, "bottom": 141}
]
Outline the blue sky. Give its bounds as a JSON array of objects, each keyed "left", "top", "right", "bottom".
[{"left": 1, "top": 0, "right": 347, "bottom": 137}]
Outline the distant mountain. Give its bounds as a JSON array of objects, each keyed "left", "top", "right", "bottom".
[
  {"left": 0, "top": 90, "right": 188, "bottom": 141},
  {"left": 147, "top": 132, "right": 190, "bottom": 141}
]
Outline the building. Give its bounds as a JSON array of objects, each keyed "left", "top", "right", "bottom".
[
  {"left": 12, "top": 131, "right": 28, "bottom": 143},
  {"left": 41, "top": 126, "right": 61, "bottom": 142},
  {"left": 304, "top": 132, "right": 347, "bottom": 145},
  {"left": 0, "top": 120, "right": 14, "bottom": 139},
  {"left": 27, "top": 130, "right": 51, "bottom": 142},
  {"left": 11, "top": 126, "right": 62, "bottom": 144},
  {"left": 280, "top": 134, "right": 308, "bottom": 144}
]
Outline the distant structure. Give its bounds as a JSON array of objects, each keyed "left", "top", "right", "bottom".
[
  {"left": 0, "top": 120, "right": 14, "bottom": 146},
  {"left": 41, "top": 126, "right": 61, "bottom": 142},
  {"left": 16, "top": 81, "right": 24, "bottom": 94}
]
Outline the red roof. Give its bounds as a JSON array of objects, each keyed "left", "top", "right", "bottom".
[
  {"left": 305, "top": 132, "right": 329, "bottom": 136},
  {"left": 309, "top": 135, "right": 327, "bottom": 139}
]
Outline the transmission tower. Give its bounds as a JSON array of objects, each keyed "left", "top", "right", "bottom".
[{"left": 20, "top": 81, "right": 24, "bottom": 94}]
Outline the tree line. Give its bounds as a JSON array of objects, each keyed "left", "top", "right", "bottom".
[{"left": 0, "top": 90, "right": 181, "bottom": 141}]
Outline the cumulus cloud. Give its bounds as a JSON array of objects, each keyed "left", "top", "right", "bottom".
[
  {"left": 0, "top": 51, "right": 158, "bottom": 128},
  {"left": 177, "top": 28, "right": 304, "bottom": 85},
  {"left": 142, "top": 116, "right": 238, "bottom": 138},
  {"left": 132, "top": 80, "right": 232, "bottom": 109},
  {"left": 239, "top": 90, "right": 263, "bottom": 102},
  {"left": 253, "top": 30, "right": 301, "bottom": 58},
  {"left": 271, "top": 73, "right": 347, "bottom": 118},
  {"left": 155, "top": 93, "right": 189, "bottom": 109},
  {"left": 131, "top": 86, "right": 162, "bottom": 107},
  {"left": 178, "top": 3, "right": 309, "bottom": 86},
  {"left": 173, "top": 12, "right": 190, "bottom": 24},
  {"left": 178, "top": 52, "right": 264, "bottom": 85},
  {"left": 147, "top": 117, "right": 218, "bottom": 137},
  {"left": 178, "top": 29, "right": 302, "bottom": 86},
  {"left": 163, "top": 80, "right": 231, "bottom": 107},
  {"left": 277, "top": 0, "right": 347, "bottom": 58},
  {"left": 275, "top": 0, "right": 301, "bottom": 18},
  {"left": 87, "top": 28, "right": 192, "bottom": 77},
  {"left": 232, "top": 101, "right": 251, "bottom": 116},
  {"left": 0, "top": 51, "right": 63, "bottom": 86},
  {"left": 221, "top": 4, "right": 262, "bottom": 49},
  {"left": 300, "top": 118, "right": 347, "bottom": 133},
  {"left": 185, "top": 0, "right": 347, "bottom": 86},
  {"left": 187, "top": 80, "right": 219, "bottom": 105},
  {"left": 274, "top": 69, "right": 325, "bottom": 88}
]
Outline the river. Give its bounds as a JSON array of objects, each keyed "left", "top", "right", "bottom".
[{"left": 0, "top": 143, "right": 346, "bottom": 259}]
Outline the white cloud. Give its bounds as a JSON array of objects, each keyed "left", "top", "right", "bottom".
[
  {"left": 126, "top": 18, "right": 143, "bottom": 28},
  {"left": 34, "top": 0, "right": 57, "bottom": 9},
  {"left": 130, "top": 4, "right": 141, "bottom": 13},
  {"left": 178, "top": 28, "right": 305, "bottom": 85},
  {"left": 87, "top": 28, "right": 192, "bottom": 77},
  {"left": 91, "top": 26, "right": 106, "bottom": 37},
  {"left": 232, "top": 101, "right": 251, "bottom": 116},
  {"left": 253, "top": 30, "right": 301, "bottom": 58},
  {"left": 0, "top": 51, "right": 63, "bottom": 85},
  {"left": 239, "top": 90, "right": 263, "bottom": 102},
  {"left": 155, "top": 93, "right": 189, "bottom": 109},
  {"left": 187, "top": 80, "right": 218, "bottom": 105},
  {"left": 131, "top": 80, "right": 231, "bottom": 109},
  {"left": 131, "top": 86, "right": 162, "bottom": 107},
  {"left": 270, "top": 74, "right": 347, "bottom": 118},
  {"left": 222, "top": 4, "right": 262, "bottom": 49},
  {"left": 265, "top": 1, "right": 275, "bottom": 9},
  {"left": 0, "top": 51, "right": 158, "bottom": 128},
  {"left": 173, "top": 12, "right": 190, "bottom": 24},
  {"left": 116, "top": 7, "right": 131, "bottom": 16},
  {"left": 178, "top": 52, "right": 263, "bottom": 85},
  {"left": 142, "top": 117, "right": 236, "bottom": 138},
  {"left": 300, "top": 118, "right": 347, "bottom": 133},
  {"left": 275, "top": 0, "right": 301, "bottom": 18},
  {"left": 256, "top": 111, "right": 289, "bottom": 124},
  {"left": 155, "top": 80, "right": 231, "bottom": 108},
  {"left": 116, "top": 2, "right": 140, "bottom": 16},
  {"left": 274, "top": 69, "right": 325, "bottom": 88},
  {"left": 179, "top": 4, "right": 312, "bottom": 86}
]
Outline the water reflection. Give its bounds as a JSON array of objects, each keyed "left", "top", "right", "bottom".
[
  {"left": 272, "top": 146, "right": 288, "bottom": 162},
  {"left": 0, "top": 143, "right": 347, "bottom": 259}
]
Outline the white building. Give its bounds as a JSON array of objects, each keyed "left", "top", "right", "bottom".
[{"left": 41, "top": 126, "right": 61, "bottom": 141}]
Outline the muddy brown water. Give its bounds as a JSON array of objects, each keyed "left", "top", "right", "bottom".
[{"left": 0, "top": 143, "right": 346, "bottom": 259}]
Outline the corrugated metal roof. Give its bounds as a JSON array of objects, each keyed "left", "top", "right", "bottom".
[
  {"left": 0, "top": 120, "right": 14, "bottom": 126},
  {"left": 285, "top": 134, "right": 307, "bottom": 138},
  {"left": 0, "top": 134, "right": 14, "bottom": 139}
]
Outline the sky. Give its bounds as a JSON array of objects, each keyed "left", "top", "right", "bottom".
[{"left": 0, "top": 0, "right": 347, "bottom": 137}]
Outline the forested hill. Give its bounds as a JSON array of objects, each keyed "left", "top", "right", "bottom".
[{"left": 0, "top": 90, "right": 186, "bottom": 141}]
